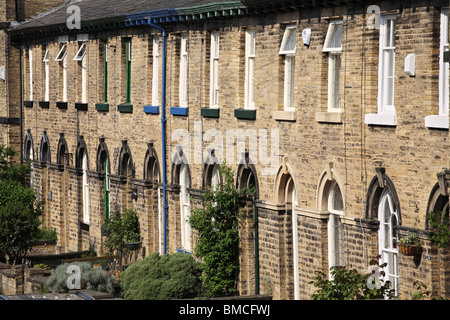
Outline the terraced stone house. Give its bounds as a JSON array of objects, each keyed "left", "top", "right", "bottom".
[{"left": 2, "top": 0, "right": 450, "bottom": 299}]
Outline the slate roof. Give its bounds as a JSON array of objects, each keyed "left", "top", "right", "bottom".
[
  {"left": 7, "top": 0, "right": 369, "bottom": 39},
  {"left": 9, "top": 0, "right": 245, "bottom": 32}
]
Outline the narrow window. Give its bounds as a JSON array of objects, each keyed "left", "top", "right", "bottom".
[
  {"left": 152, "top": 37, "right": 160, "bottom": 107},
  {"left": 82, "top": 151, "right": 90, "bottom": 224},
  {"left": 180, "top": 163, "right": 191, "bottom": 252},
  {"left": 103, "top": 157, "right": 110, "bottom": 221},
  {"left": 55, "top": 44, "right": 68, "bottom": 102},
  {"left": 323, "top": 21, "right": 343, "bottom": 112},
  {"left": 378, "top": 189, "right": 399, "bottom": 295},
  {"left": 327, "top": 181, "right": 345, "bottom": 273},
  {"left": 126, "top": 39, "right": 131, "bottom": 104},
  {"left": 426, "top": 10, "right": 450, "bottom": 129},
  {"left": 210, "top": 32, "right": 220, "bottom": 109},
  {"left": 379, "top": 16, "right": 396, "bottom": 114},
  {"left": 179, "top": 34, "right": 188, "bottom": 108},
  {"left": 43, "top": 45, "right": 49, "bottom": 101},
  {"left": 245, "top": 30, "right": 256, "bottom": 110},
  {"left": 439, "top": 10, "right": 449, "bottom": 118},
  {"left": 103, "top": 42, "right": 108, "bottom": 103},
  {"left": 279, "top": 25, "right": 296, "bottom": 111},
  {"left": 28, "top": 47, "right": 33, "bottom": 101},
  {"left": 74, "top": 42, "right": 87, "bottom": 103}
]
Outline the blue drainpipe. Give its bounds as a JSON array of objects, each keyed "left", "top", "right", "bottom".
[
  {"left": 126, "top": 16, "right": 168, "bottom": 254},
  {"left": 148, "top": 22, "right": 168, "bottom": 255}
]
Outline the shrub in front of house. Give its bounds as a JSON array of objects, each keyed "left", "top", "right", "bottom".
[{"left": 120, "top": 252, "right": 202, "bottom": 300}]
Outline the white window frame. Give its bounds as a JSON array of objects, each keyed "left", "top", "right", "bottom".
[
  {"left": 56, "top": 44, "right": 68, "bottom": 102},
  {"left": 425, "top": 9, "right": 449, "bottom": 129},
  {"left": 323, "top": 21, "right": 343, "bottom": 112},
  {"left": 28, "top": 47, "right": 33, "bottom": 101},
  {"left": 210, "top": 32, "right": 220, "bottom": 109},
  {"left": 179, "top": 34, "right": 188, "bottom": 108},
  {"left": 74, "top": 43, "right": 87, "bottom": 103},
  {"left": 152, "top": 37, "right": 160, "bottom": 107},
  {"left": 285, "top": 177, "right": 299, "bottom": 300},
  {"left": 43, "top": 46, "right": 50, "bottom": 101},
  {"left": 180, "top": 163, "right": 191, "bottom": 252},
  {"left": 279, "top": 25, "right": 297, "bottom": 112},
  {"left": 365, "top": 15, "right": 397, "bottom": 126},
  {"left": 82, "top": 151, "right": 90, "bottom": 224},
  {"left": 327, "top": 181, "right": 345, "bottom": 275},
  {"left": 245, "top": 29, "right": 256, "bottom": 110},
  {"left": 378, "top": 189, "right": 399, "bottom": 296}
]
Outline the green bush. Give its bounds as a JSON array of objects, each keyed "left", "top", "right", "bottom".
[
  {"left": 46, "top": 262, "right": 115, "bottom": 294},
  {"left": 120, "top": 252, "right": 202, "bottom": 300},
  {"left": 309, "top": 257, "right": 395, "bottom": 300}
]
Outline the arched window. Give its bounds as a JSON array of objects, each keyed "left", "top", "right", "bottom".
[
  {"left": 76, "top": 136, "right": 90, "bottom": 224},
  {"left": 172, "top": 146, "right": 191, "bottom": 253},
  {"left": 144, "top": 144, "right": 162, "bottom": 253},
  {"left": 179, "top": 162, "right": 190, "bottom": 252},
  {"left": 327, "top": 181, "right": 345, "bottom": 269},
  {"left": 24, "top": 130, "right": 34, "bottom": 187},
  {"left": 81, "top": 149, "right": 90, "bottom": 224},
  {"left": 426, "top": 182, "right": 449, "bottom": 229},
  {"left": 40, "top": 131, "right": 51, "bottom": 163},
  {"left": 274, "top": 162, "right": 298, "bottom": 299},
  {"left": 118, "top": 140, "right": 133, "bottom": 177},
  {"left": 57, "top": 133, "right": 68, "bottom": 166},
  {"left": 97, "top": 138, "right": 110, "bottom": 221},
  {"left": 365, "top": 168, "right": 400, "bottom": 295},
  {"left": 378, "top": 188, "right": 399, "bottom": 295}
]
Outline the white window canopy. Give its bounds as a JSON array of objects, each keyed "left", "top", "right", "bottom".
[
  {"left": 55, "top": 45, "right": 67, "bottom": 62},
  {"left": 74, "top": 43, "right": 86, "bottom": 61},
  {"left": 279, "top": 25, "right": 297, "bottom": 55},
  {"left": 323, "top": 21, "right": 343, "bottom": 53}
]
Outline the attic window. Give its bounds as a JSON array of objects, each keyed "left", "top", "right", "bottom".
[
  {"left": 323, "top": 21, "right": 343, "bottom": 53},
  {"left": 279, "top": 25, "right": 297, "bottom": 55},
  {"left": 55, "top": 45, "right": 67, "bottom": 62},
  {"left": 74, "top": 43, "right": 86, "bottom": 61}
]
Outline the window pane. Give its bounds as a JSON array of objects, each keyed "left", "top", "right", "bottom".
[
  {"left": 285, "top": 29, "right": 296, "bottom": 52},
  {"left": 332, "top": 183, "right": 344, "bottom": 211},
  {"left": 329, "top": 24, "right": 343, "bottom": 49}
]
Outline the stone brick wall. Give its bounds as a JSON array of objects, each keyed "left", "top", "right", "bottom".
[{"left": 4, "top": 0, "right": 450, "bottom": 300}]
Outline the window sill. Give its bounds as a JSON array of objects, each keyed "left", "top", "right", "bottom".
[
  {"left": 118, "top": 103, "right": 133, "bottom": 113},
  {"left": 75, "top": 102, "right": 88, "bottom": 111},
  {"left": 201, "top": 107, "right": 220, "bottom": 118},
  {"left": 364, "top": 113, "right": 397, "bottom": 126},
  {"left": 39, "top": 101, "right": 49, "bottom": 108},
  {"left": 143, "top": 105, "right": 159, "bottom": 114},
  {"left": 56, "top": 101, "right": 68, "bottom": 109},
  {"left": 24, "top": 100, "right": 33, "bottom": 108},
  {"left": 273, "top": 110, "right": 296, "bottom": 122},
  {"left": 95, "top": 103, "right": 109, "bottom": 112},
  {"left": 235, "top": 108, "right": 256, "bottom": 120},
  {"left": 315, "top": 111, "right": 342, "bottom": 123},
  {"left": 170, "top": 106, "right": 189, "bottom": 116},
  {"left": 425, "top": 115, "right": 449, "bottom": 130}
]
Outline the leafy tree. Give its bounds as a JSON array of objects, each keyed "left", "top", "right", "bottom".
[
  {"left": 0, "top": 145, "right": 42, "bottom": 265},
  {"left": 188, "top": 162, "right": 254, "bottom": 297}
]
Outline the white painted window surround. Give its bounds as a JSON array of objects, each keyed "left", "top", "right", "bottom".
[
  {"left": 210, "top": 32, "right": 220, "bottom": 109},
  {"left": 245, "top": 29, "right": 256, "bottom": 110},
  {"left": 365, "top": 15, "right": 397, "bottom": 126},
  {"left": 425, "top": 9, "right": 449, "bottom": 129}
]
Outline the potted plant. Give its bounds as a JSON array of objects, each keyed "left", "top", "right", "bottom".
[
  {"left": 398, "top": 231, "right": 421, "bottom": 256},
  {"left": 122, "top": 209, "right": 141, "bottom": 250}
]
